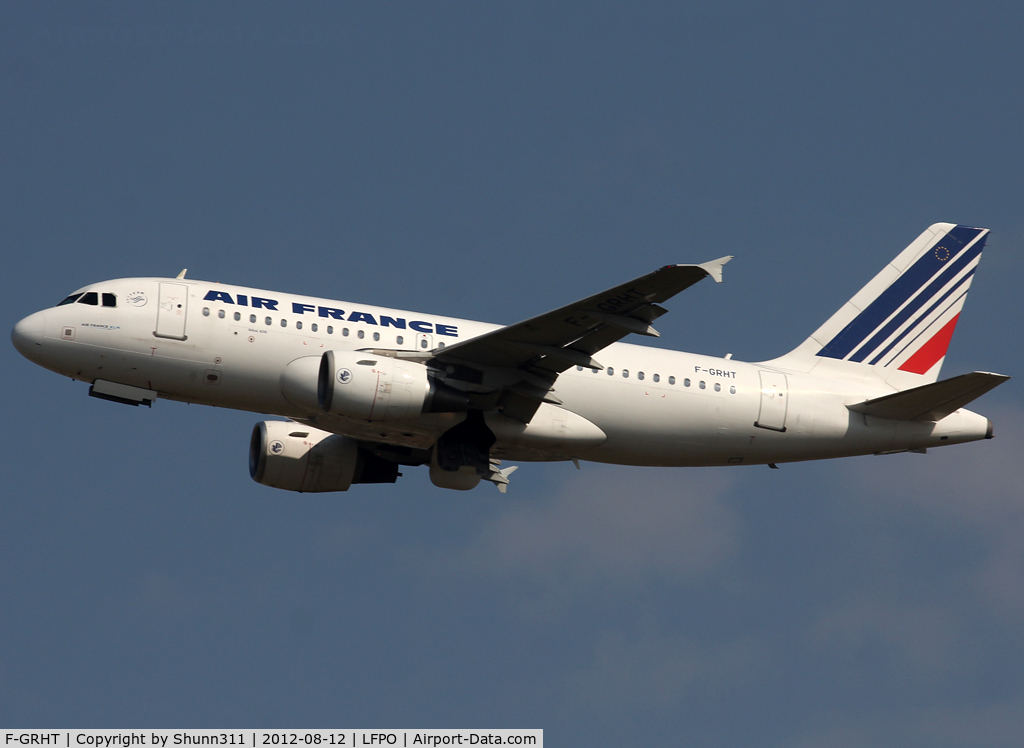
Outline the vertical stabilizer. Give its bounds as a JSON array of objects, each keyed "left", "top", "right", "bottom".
[{"left": 766, "top": 223, "right": 988, "bottom": 390}]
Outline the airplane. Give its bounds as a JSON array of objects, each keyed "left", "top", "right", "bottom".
[{"left": 11, "top": 223, "right": 1010, "bottom": 493}]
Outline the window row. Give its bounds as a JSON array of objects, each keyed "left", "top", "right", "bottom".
[
  {"left": 201, "top": 307, "right": 443, "bottom": 349},
  {"left": 575, "top": 365, "right": 737, "bottom": 394}
]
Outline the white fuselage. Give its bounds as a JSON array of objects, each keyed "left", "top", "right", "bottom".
[{"left": 12, "top": 277, "right": 992, "bottom": 468}]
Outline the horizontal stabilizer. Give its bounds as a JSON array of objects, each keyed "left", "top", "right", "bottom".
[{"left": 848, "top": 371, "right": 1010, "bottom": 422}]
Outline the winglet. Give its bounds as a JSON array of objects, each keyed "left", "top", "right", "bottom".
[
  {"left": 698, "top": 256, "right": 732, "bottom": 283},
  {"left": 176, "top": 269, "right": 188, "bottom": 279}
]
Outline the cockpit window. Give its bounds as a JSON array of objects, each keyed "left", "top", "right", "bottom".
[
  {"left": 78, "top": 292, "right": 99, "bottom": 305},
  {"left": 102, "top": 293, "right": 117, "bottom": 307},
  {"left": 57, "top": 293, "right": 83, "bottom": 306}
]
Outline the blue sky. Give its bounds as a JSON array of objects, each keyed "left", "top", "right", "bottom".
[{"left": 2, "top": 3, "right": 1022, "bottom": 745}]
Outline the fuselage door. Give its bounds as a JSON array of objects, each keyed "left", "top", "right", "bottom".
[
  {"left": 755, "top": 370, "right": 788, "bottom": 432},
  {"left": 155, "top": 283, "right": 188, "bottom": 340}
]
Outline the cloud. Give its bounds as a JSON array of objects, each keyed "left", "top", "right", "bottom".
[
  {"left": 460, "top": 465, "right": 742, "bottom": 601},
  {"left": 415, "top": 408, "right": 1024, "bottom": 734},
  {"left": 790, "top": 691, "right": 1024, "bottom": 748},
  {"left": 791, "top": 406, "right": 1024, "bottom": 706},
  {"left": 848, "top": 404, "right": 1024, "bottom": 524},
  {"left": 842, "top": 404, "right": 1024, "bottom": 621},
  {"left": 808, "top": 592, "right": 962, "bottom": 675},
  {"left": 566, "top": 625, "right": 769, "bottom": 710}
]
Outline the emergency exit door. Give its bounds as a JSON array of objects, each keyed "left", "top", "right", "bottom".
[
  {"left": 755, "top": 370, "right": 788, "bottom": 432},
  {"left": 155, "top": 283, "right": 188, "bottom": 340}
]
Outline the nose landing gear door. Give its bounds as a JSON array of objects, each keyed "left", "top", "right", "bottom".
[{"left": 155, "top": 283, "right": 189, "bottom": 340}]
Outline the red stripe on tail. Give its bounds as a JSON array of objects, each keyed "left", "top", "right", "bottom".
[{"left": 898, "top": 314, "right": 960, "bottom": 375}]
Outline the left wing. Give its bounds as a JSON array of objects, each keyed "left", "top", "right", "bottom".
[{"left": 410, "top": 257, "right": 732, "bottom": 422}]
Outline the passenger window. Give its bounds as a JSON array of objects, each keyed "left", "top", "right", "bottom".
[
  {"left": 250, "top": 314, "right": 256, "bottom": 323},
  {"left": 265, "top": 317, "right": 272, "bottom": 326},
  {"left": 296, "top": 321, "right": 302, "bottom": 330},
  {"left": 669, "top": 376, "right": 676, "bottom": 385},
  {"left": 218, "top": 309, "right": 225, "bottom": 319},
  {"left": 699, "top": 381, "right": 706, "bottom": 389},
  {"left": 714, "top": 382, "right": 721, "bottom": 392},
  {"left": 234, "top": 312, "right": 241, "bottom": 321},
  {"left": 729, "top": 385, "right": 736, "bottom": 394},
  {"left": 373, "top": 332, "right": 380, "bottom": 341},
  {"left": 622, "top": 369, "right": 629, "bottom": 378},
  {"left": 438, "top": 341, "right": 445, "bottom": 348},
  {"left": 343, "top": 328, "right": 349, "bottom": 337},
  {"left": 576, "top": 366, "right": 583, "bottom": 372},
  {"left": 357, "top": 330, "right": 364, "bottom": 339},
  {"left": 607, "top": 367, "right": 614, "bottom": 376},
  {"left": 327, "top": 326, "right": 334, "bottom": 334},
  {"left": 281, "top": 319, "right": 287, "bottom": 328},
  {"left": 397, "top": 335, "right": 404, "bottom": 345},
  {"left": 202, "top": 307, "right": 210, "bottom": 317},
  {"left": 311, "top": 323, "right": 318, "bottom": 332},
  {"left": 683, "top": 378, "right": 690, "bottom": 387},
  {"left": 78, "top": 292, "right": 98, "bottom": 305},
  {"left": 637, "top": 371, "right": 644, "bottom": 381},
  {"left": 102, "top": 293, "right": 117, "bottom": 307},
  {"left": 653, "top": 373, "right": 660, "bottom": 383},
  {"left": 57, "top": 293, "right": 83, "bottom": 306},
  {"left": 420, "top": 339, "right": 428, "bottom": 349}
]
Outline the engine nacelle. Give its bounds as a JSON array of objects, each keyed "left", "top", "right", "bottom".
[
  {"left": 249, "top": 420, "right": 398, "bottom": 492},
  {"left": 318, "top": 350, "right": 431, "bottom": 421}
]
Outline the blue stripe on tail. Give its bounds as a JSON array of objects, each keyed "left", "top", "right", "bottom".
[
  {"left": 881, "top": 287, "right": 969, "bottom": 367},
  {"left": 817, "top": 226, "right": 984, "bottom": 361},
  {"left": 866, "top": 270, "right": 974, "bottom": 366},
  {"left": 849, "top": 242, "right": 983, "bottom": 363}
]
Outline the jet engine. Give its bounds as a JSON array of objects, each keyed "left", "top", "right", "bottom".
[
  {"left": 249, "top": 420, "right": 398, "bottom": 492},
  {"left": 318, "top": 350, "right": 468, "bottom": 422}
]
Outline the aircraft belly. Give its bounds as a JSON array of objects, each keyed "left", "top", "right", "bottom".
[{"left": 301, "top": 411, "right": 464, "bottom": 451}]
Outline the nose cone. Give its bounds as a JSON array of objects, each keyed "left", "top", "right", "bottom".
[{"left": 12, "top": 310, "right": 47, "bottom": 361}]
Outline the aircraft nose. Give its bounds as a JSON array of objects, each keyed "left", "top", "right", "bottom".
[{"left": 11, "top": 310, "right": 47, "bottom": 360}]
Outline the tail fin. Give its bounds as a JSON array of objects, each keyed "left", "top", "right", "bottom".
[{"left": 768, "top": 223, "right": 989, "bottom": 389}]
